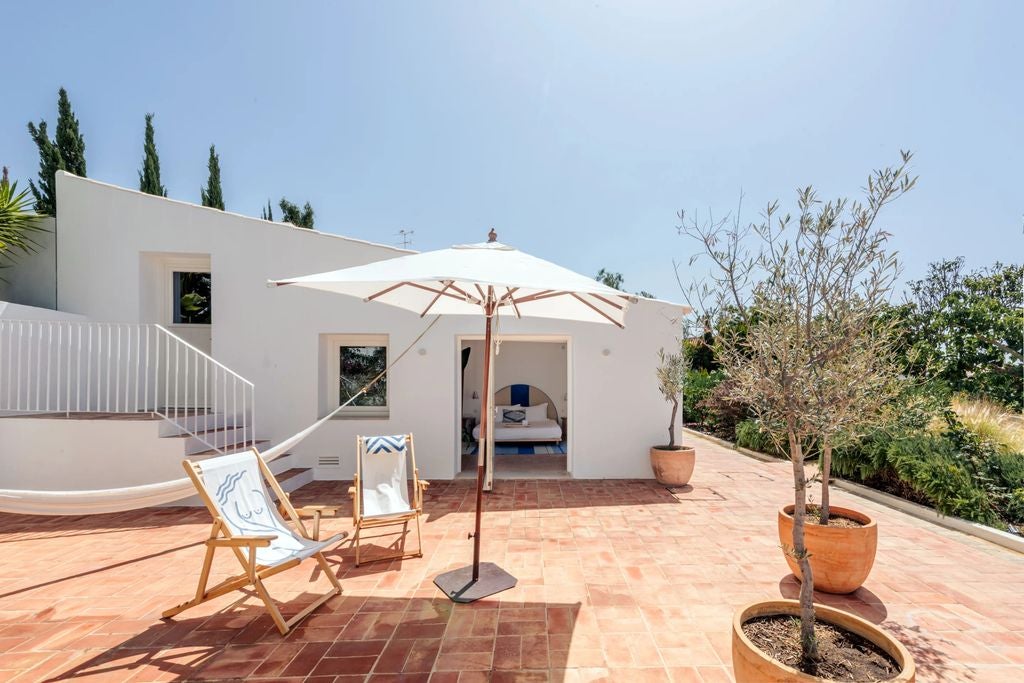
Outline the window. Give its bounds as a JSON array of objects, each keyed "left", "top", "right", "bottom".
[
  {"left": 325, "top": 334, "right": 389, "bottom": 418},
  {"left": 172, "top": 271, "right": 211, "bottom": 324}
]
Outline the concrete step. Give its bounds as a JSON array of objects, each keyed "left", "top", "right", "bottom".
[
  {"left": 157, "top": 412, "right": 255, "bottom": 437},
  {"left": 188, "top": 438, "right": 269, "bottom": 457},
  {"left": 179, "top": 425, "right": 252, "bottom": 454}
]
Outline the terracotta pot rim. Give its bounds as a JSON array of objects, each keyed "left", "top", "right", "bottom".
[
  {"left": 733, "top": 599, "right": 914, "bottom": 682},
  {"left": 650, "top": 445, "right": 695, "bottom": 453},
  {"left": 780, "top": 503, "right": 876, "bottom": 530}
]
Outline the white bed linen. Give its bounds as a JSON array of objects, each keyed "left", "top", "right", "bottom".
[{"left": 473, "top": 418, "right": 562, "bottom": 442}]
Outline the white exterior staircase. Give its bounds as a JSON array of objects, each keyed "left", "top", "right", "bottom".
[{"left": 0, "top": 320, "right": 312, "bottom": 501}]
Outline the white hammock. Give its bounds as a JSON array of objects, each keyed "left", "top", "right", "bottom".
[{"left": 0, "top": 317, "right": 440, "bottom": 516}]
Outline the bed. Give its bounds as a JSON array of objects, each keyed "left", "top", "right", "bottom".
[{"left": 471, "top": 384, "right": 564, "bottom": 443}]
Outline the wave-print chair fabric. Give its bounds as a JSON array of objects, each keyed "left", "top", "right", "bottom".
[{"left": 162, "top": 449, "right": 347, "bottom": 635}]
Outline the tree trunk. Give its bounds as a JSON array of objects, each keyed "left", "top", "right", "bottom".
[
  {"left": 819, "top": 438, "right": 832, "bottom": 526},
  {"left": 789, "top": 430, "right": 818, "bottom": 664},
  {"left": 668, "top": 397, "right": 678, "bottom": 448}
]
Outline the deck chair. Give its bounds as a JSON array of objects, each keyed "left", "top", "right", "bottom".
[
  {"left": 162, "top": 449, "right": 347, "bottom": 635},
  {"left": 349, "top": 434, "right": 429, "bottom": 566}
]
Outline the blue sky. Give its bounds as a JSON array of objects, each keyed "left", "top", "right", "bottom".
[{"left": 4, "top": 1, "right": 1021, "bottom": 300}]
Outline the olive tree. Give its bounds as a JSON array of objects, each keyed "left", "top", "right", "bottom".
[
  {"left": 656, "top": 344, "right": 688, "bottom": 448},
  {"left": 678, "top": 151, "right": 915, "bottom": 664}
]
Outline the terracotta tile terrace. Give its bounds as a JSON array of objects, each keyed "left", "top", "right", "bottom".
[{"left": 2, "top": 435, "right": 1023, "bottom": 682}]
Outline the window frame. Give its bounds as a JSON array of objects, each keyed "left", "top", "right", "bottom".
[
  {"left": 171, "top": 271, "right": 212, "bottom": 325},
  {"left": 162, "top": 257, "right": 212, "bottom": 329},
  {"left": 325, "top": 333, "right": 390, "bottom": 419}
]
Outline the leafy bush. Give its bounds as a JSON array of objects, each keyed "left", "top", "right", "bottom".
[
  {"left": 735, "top": 419, "right": 787, "bottom": 457},
  {"left": 1004, "top": 489, "right": 1024, "bottom": 526},
  {"left": 883, "top": 433, "right": 999, "bottom": 525},
  {"left": 682, "top": 369, "right": 723, "bottom": 426},
  {"left": 697, "top": 376, "right": 750, "bottom": 440}
]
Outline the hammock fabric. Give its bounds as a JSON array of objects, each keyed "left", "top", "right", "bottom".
[{"left": 0, "top": 317, "right": 440, "bottom": 516}]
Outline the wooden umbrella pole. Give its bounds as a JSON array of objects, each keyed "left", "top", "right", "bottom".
[
  {"left": 433, "top": 283, "right": 515, "bottom": 602},
  {"left": 472, "top": 295, "right": 494, "bottom": 580}
]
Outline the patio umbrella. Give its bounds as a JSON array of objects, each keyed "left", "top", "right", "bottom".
[{"left": 270, "top": 229, "right": 631, "bottom": 602}]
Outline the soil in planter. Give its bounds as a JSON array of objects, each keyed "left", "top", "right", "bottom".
[
  {"left": 743, "top": 615, "right": 900, "bottom": 682},
  {"left": 805, "top": 507, "right": 866, "bottom": 528}
]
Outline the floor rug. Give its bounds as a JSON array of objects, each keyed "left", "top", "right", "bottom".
[{"left": 463, "top": 441, "right": 566, "bottom": 455}]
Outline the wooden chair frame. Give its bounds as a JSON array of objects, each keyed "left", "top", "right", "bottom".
[
  {"left": 349, "top": 434, "right": 430, "bottom": 566},
  {"left": 162, "top": 453, "right": 347, "bottom": 635}
]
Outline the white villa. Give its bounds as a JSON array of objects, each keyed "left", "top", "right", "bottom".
[{"left": 0, "top": 172, "right": 684, "bottom": 496}]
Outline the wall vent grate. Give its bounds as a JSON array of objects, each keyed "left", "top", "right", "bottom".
[{"left": 317, "top": 455, "right": 341, "bottom": 467}]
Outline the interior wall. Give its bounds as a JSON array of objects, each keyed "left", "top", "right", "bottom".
[{"left": 461, "top": 339, "right": 567, "bottom": 421}]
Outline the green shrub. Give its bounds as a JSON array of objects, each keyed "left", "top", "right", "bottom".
[
  {"left": 885, "top": 433, "right": 998, "bottom": 525},
  {"left": 831, "top": 428, "right": 893, "bottom": 481},
  {"left": 735, "top": 419, "right": 786, "bottom": 457},
  {"left": 1004, "top": 489, "right": 1024, "bottom": 526},
  {"left": 682, "top": 369, "right": 724, "bottom": 426}
]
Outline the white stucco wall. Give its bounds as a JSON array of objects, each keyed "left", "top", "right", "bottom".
[
  {"left": 0, "top": 217, "right": 57, "bottom": 310},
  {"left": 0, "top": 417, "right": 187, "bottom": 489},
  {"left": 0, "top": 301, "right": 85, "bottom": 322},
  {"left": 44, "top": 172, "right": 684, "bottom": 481}
]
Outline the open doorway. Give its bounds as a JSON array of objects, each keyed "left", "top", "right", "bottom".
[{"left": 458, "top": 338, "right": 569, "bottom": 479}]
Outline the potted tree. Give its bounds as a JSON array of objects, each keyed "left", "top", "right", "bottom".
[
  {"left": 778, "top": 331, "right": 900, "bottom": 594},
  {"left": 650, "top": 345, "right": 696, "bottom": 486},
  {"left": 679, "top": 151, "right": 917, "bottom": 680}
]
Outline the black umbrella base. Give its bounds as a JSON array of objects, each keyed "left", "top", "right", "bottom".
[{"left": 434, "top": 562, "right": 517, "bottom": 603}]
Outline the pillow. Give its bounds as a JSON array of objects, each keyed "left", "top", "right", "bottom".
[
  {"left": 501, "top": 409, "right": 527, "bottom": 424},
  {"left": 523, "top": 403, "right": 548, "bottom": 422},
  {"left": 493, "top": 404, "right": 520, "bottom": 417}
]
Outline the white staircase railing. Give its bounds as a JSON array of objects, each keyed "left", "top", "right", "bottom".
[{"left": 0, "top": 320, "right": 254, "bottom": 455}]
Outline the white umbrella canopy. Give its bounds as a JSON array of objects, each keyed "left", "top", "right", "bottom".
[
  {"left": 270, "top": 231, "right": 632, "bottom": 602},
  {"left": 269, "top": 236, "right": 633, "bottom": 327}
]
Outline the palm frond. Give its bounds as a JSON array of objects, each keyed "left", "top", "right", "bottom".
[{"left": 0, "top": 170, "right": 48, "bottom": 264}]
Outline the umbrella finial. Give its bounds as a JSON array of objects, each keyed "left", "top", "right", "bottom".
[{"left": 487, "top": 228, "right": 497, "bottom": 243}]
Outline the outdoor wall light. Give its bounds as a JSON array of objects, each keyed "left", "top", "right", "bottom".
[
  {"left": 602, "top": 348, "right": 612, "bottom": 357},
  {"left": 417, "top": 347, "right": 427, "bottom": 356}
]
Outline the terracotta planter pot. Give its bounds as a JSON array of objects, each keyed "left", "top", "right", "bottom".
[
  {"left": 732, "top": 599, "right": 915, "bottom": 682},
  {"left": 649, "top": 446, "right": 695, "bottom": 486},
  {"left": 778, "top": 504, "right": 878, "bottom": 594}
]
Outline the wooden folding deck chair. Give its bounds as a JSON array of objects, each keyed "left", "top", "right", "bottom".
[
  {"left": 162, "top": 449, "right": 348, "bottom": 635},
  {"left": 349, "top": 434, "right": 429, "bottom": 566}
]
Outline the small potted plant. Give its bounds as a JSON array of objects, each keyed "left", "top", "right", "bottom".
[{"left": 650, "top": 345, "right": 696, "bottom": 486}]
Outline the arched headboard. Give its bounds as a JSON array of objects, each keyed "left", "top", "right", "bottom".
[{"left": 493, "top": 384, "right": 559, "bottom": 422}]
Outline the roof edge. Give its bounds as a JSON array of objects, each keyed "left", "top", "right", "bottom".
[{"left": 55, "top": 171, "right": 415, "bottom": 256}]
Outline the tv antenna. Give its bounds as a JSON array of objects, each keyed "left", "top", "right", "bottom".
[{"left": 396, "top": 229, "right": 414, "bottom": 248}]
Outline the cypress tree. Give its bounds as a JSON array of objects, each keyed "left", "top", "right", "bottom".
[
  {"left": 200, "top": 144, "right": 224, "bottom": 210},
  {"left": 25, "top": 87, "right": 87, "bottom": 216},
  {"left": 278, "top": 198, "right": 314, "bottom": 229},
  {"left": 260, "top": 199, "right": 273, "bottom": 221},
  {"left": 55, "top": 88, "right": 86, "bottom": 177},
  {"left": 26, "top": 120, "right": 62, "bottom": 215},
  {"left": 138, "top": 113, "right": 167, "bottom": 197}
]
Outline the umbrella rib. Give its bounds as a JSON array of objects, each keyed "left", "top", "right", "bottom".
[
  {"left": 366, "top": 282, "right": 408, "bottom": 301},
  {"left": 590, "top": 293, "right": 625, "bottom": 310},
  {"left": 474, "top": 284, "right": 488, "bottom": 309},
  {"left": 569, "top": 293, "right": 624, "bottom": 329},
  {"left": 503, "top": 287, "right": 522, "bottom": 319},
  {"left": 420, "top": 280, "right": 455, "bottom": 317},
  {"left": 448, "top": 283, "right": 482, "bottom": 305},
  {"left": 405, "top": 282, "right": 466, "bottom": 301},
  {"left": 512, "top": 290, "right": 562, "bottom": 304}
]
